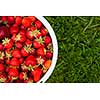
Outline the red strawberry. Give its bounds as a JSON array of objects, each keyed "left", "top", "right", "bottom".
[
  {"left": 25, "top": 39, "right": 32, "bottom": 46},
  {"left": 22, "top": 17, "right": 32, "bottom": 28},
  {"left": 0, "top": 26, "right": 10, "bottom": 39},
  {"left": 44, "top": 36, "right": 51, "bottom": 45},
  {"left": 1, "top": 16, "right": 7, "bottom": 22},
  {"left": 21, "top": 45, "right": 33, "bottom": 57},
  {"left": 0, "top": 64, "right": 5, "bottom": 72},
  {"left": 19, "top": 58, "right": 24, "bottom": 64},
  {"left": 15, "top": 16, "right": 22, "bottom": 25},
  {"left": 46, "top": 51, "right": 53, "bottom": 59},
  {"left": 26, "top": 29, "right": 41, "bottom": 39},
  {"left": 10, "top": 25, "right": 19, "bottom": 34},
  {"left": 33, "top": 41, "right": 42, "bottom": 48},
  {"left": 6, "top": 59, "right": 10, "bottom": 65},
  {"left": 0, "top": 43, "right": 4, "bottom": 51},
  {"left": 0, "top": 73, "right": 7, "bottom": 83},
  {"left": 21, "top": 48, "right": 29, "bottom": 57},
  {"left": 8, "top": 68, "right": 18, "bottom": 78},
  {"left": 12, "top": 49, "right": 21, "bottom": 58},
  {"left": 7, "top": 16, "right": 15, "bottom": 24},
  {"left": 33, "top": 37, "right": 44, "bottom": 48},
  {"left": 24, "top": 77, "right": 33, "bottom": 83},
  {"left": 36, "top": 47, "right": 46, "bottom": 56},
  {"left": 26, "top": 30, "right": 34, "bottom": 40},
  {"left": 1, "top": 16, "right": 7, "bottom": 24},
  {"left": 40, "top": 27, "right": 48, "bottom": 36},
  {"left": 29, "top": 26, "right": 37, "bottom": 31},
  {"left": 31, "top": 67, "right": 42, "bottom": 82},
  {"left": 35, "top": 20, "right": 42, "bottom": 29},
  {"left": 15, "top": 33, "right": 26, "bottom": 43},
  {"left": 25, "top": 55, "right": 36, "bottom": 66},
  {"left": 2, "top": 38, "right": 13, "bottom": 49},
  {"left": 15, "top": 42, "right": 23, "bottom": 49},
  {"left": 19, "top": 72, "right": 27, "bottom": 80},
  {"left": 10, "top": 58, "right": 20, "bottom": 66},
  {"left": 28, "top": 16, "right": 36, "bottom": 22},
  {"left": 19, "top": 29, "right": 26, "bottom": 35}
]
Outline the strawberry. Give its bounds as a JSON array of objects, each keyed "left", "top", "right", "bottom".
[
  {"left": 1, "top": 16, "right": 7, "bottom": 24},
  {"left": 2, "top": 38, "right": 13, "bottom": 49},
  {"left": 0, "top": 26, "right": 10, "bottom": 39},
  {"left": 0, "top": 73, "right": 7, "bottom": 83},
  {"left": 0, "top": 64, "right": 5, "bottom": 72},
  {"left": 33, "top": 37, "right": 44, "bottom": 48},
  {"left": 15, "top": 42, "right": 23, "bottom": 49},
  {"left": 1, "top": 16, "right": 7, "bottom": 22},
  {"left": 10, "top": 25, "right": 19, "bottom": 34},
  {"left": 7, "top": 16, "right": 15, "bottom": 24},
  {"left": 26, "top": 30, "right": 34, "bottom": 40},
  {"left": 44, "top": 36, "right": 51, "bottom": 45},
  {"left": 28, "top": 16, "right": 36, "bottom": 22},
  {"left": 15, "top": 33, "right": 26, "bottom": 43},
  {"left": 43, "top": 60, "right": 52, "bottom": 69},
  {"left": 25, "top": 55, "right": 36, "bottom": 66},
  {"left": 45, "top": 51, "right": 53, "bottom": 59},
  {"left": 21, "top": 45, "right": 32, "bottom": 57},
  {"left": 29, "top": 26, "right": 37, "bottom": 31},
  {"left": 31, "top": 67, "right": 42, "bottom": 82},
  {"left": 19, "top": 29, "right": 26, "bottom": 35},
  {"left": 15, "top": 16, "right": 22, "bottom": 25},
  {"left": 40, "top": 27, "right": 48, "bottom": 36},
  {"left": 35, "top": 20, "right": 42, "bottom": 29},
  {"left": 21, "top": 48, "right": 29, "bottom": 57},
  {"left": 10, "top": 58, "right": 20, "bottom": 66},
  {"left": 22, "top": 17, "right": 32, "bottom": 28},
  {"left": 8, "top": 68, "right": 18, "bottom": 77},
  {"left": 12, "top": 49, "right": 21, "bottom": 58},
  {"left": 36, "top": 47, "right": 46, "bottom": 56},
  {"left": 19, "top": 58, "right": 24, "bottom": 64},
  {"left": 6, "top": 59, "right": 10, "bottom": 65},
  {"left": 8, "top": 68, "right": 18, "bottom": 82},
  {"left": 25, "top": 39, "right": 32, "bottom": 46},
  {"left": 0, "top": 43, "right": 4, "bottom": 51},
  {"left": 19, "top": 72, "right": 27, "bottom": 80}
]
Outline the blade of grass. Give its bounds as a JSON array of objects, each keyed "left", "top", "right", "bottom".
[{"left": 82, "top": 17, "right": 94, "bottom": 33}]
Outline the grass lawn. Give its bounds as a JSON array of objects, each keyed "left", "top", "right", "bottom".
[{"left": 45, "top": 16, "right": 100, "bottom": 83}]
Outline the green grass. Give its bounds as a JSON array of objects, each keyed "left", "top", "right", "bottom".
[{"left": 44, "top": 16, "right": 100, "bottom": 83}]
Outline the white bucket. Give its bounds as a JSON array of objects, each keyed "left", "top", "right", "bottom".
[{"left": 36, "top": 16, "right": 58, "bottom": 83}]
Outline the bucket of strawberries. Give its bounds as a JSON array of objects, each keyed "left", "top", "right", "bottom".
[{"left": 0, "top": 16, "right": 58, "bottom": 83}]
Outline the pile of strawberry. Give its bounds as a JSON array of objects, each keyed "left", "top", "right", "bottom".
[{"left": 0, "top": 16, "right": 53, "bottom": 83}]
